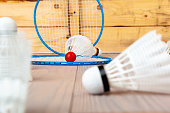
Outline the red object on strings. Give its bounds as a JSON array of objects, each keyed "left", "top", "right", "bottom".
[{"left": 65, "top": 52, "right": 76, "bottom": 62}]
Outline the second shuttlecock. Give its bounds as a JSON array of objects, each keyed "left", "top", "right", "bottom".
[
  {"left": 65, "top": 35, "right": 102, "bottom": 57},
  {"left": 82, "top": 30, "right": 170, "bottom": 94},
  {"left": 0, "top": 17, "right": 32, "bottom": 113}
]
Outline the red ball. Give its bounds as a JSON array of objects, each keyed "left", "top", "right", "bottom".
[{"left": 65, "top": 52, "right": 76, "bottom": 62}]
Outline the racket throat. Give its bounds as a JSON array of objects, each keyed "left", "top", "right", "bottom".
[{"left": 67, "top": 0, "right": 71, "bottom": 39}]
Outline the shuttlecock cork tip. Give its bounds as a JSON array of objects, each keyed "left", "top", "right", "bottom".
[
  {"left": 98, "top": 48, "right": 102, "bottom": 56},
  {"left": 0, "top": 17, "right": 17, "bottom": 35},
  {"left": 82, "top": 66, "right": 110, "bottom": 94}
]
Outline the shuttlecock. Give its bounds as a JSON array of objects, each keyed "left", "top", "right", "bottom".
[
  {"left": 0, "top": 17, "right": 17, "bottom": 35},
  {"left": 82, "top": 30, "right": 170, "bottom": 94},
  {"left": 0, "top": 78, "right": 28, "bottom": 113},
  {"left": 0, "top": 17, "right": 31, "bottom": 113},
  {"left": 65, "top": 35, "right": 102, "bottom": 57},
  {"left": 167, "top": 40, "right": 170, "bottom": 54},
  {"left": 0, "top": 17, "right": 32, "bottom": 82}
]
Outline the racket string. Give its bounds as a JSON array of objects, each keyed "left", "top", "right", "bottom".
[
  {"left": 36, "top": 0, "right": 102, "bottom": 53},
  {"left": 32, "top": 56, "right": 106, "bottom": 62}
]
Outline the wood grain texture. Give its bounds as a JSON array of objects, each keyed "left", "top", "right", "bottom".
[
  {"left": 26, "top": 65, "right": 77, "bottom": 113},
  {"left": 25, "top": 54, "right": 170, "bottom": 113},
  {"left": 1, "top": 0, "right": 170, "bottom": 26},
  {"left": 19, "top": 27, "right": 170, "bottom": 52},
  {"left": 18, "top": 27, "right": 69, "bottom": 53},
  {"left": 71, "top": 54, "right": 170, "bottom": 113},
  {"left": 1, "top": 0, "right": 170, "bottom": 52},
  {"left": 69, "top": 0, "right": 80, "bottom": 37},
  {"left": 1, "top": 0, "right": 170, "bottom": 53},
  {"left": 0, "top": 1, "right": 35, "bottom": 26},
  {"left": 35, "top": 1, "right": 68, "bottom": 26}
]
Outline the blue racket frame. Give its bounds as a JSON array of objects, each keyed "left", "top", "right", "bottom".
[
  {"left": 32, "top": 55, "right": 112, "bottom": 65},
  {"left": 33, "top": 0, "right": 109, "bottom": 65},
  {"left": 34, "top": 0, "right": 104, "bottom": 55}
]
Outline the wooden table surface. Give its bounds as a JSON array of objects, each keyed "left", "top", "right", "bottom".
[{"left": 26, "top": 54, "right": 170, "bottom": 113}]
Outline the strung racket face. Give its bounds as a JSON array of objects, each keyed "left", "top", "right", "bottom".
[{"left": 34, "top": 0, "right": 104, "bottom": 54}]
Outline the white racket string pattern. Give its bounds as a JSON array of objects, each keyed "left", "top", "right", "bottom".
[
  {"left": 33, "top": 0, "right": 109, "bottom": 65},
  {"left": 34, "top": 0, "right": 104, "bottom": 54}
]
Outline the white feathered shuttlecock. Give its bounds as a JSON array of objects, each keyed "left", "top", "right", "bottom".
[
  {"left": 82, "top": 30, "right": 170, "bottom": 94},
  {"left": 0, "top": 17, "right": 17, "bottom": 35},
  {"left": 0, "top": 17, "right": 31, "bottom": 113},
  {"left": 167, "top": 40, "right": 170, "bottom": 54},
  {"left": 65, "top": 35, "right": 102, "bottom": 57},
  {"left": 0, "top": 17, "right": 32, "bottom": 82}
]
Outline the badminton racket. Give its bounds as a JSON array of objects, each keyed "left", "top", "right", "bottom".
[{"left": 33, "top": 0, "right": 110, "bottom": 65}]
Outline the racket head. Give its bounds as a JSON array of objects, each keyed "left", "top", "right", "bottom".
[
  {"left": 32, "top": 55, "right": 111, "bottom": 65},
  {"left": 34, "top": 0, "right": 104, "bottom": 54}
]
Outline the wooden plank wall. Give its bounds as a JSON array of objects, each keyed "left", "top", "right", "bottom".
[{"left": 0, "top": 0, "right": 170, "bottom": 53}]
